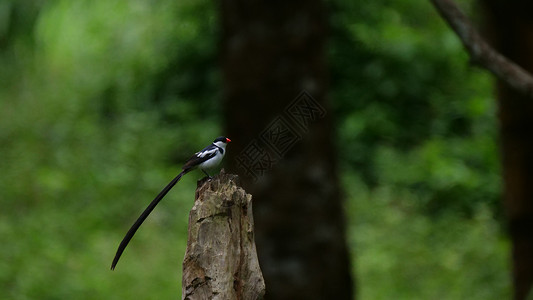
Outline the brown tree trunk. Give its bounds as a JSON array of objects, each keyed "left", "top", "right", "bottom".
[
  {"left": 182, "top": 171, "right": 265, "bottom": 300},
  {"left": 482, "top": 1, "right": 533, "bottom": 299},
  {"left": 219, "top": 1, "right": 353, "bottom": 299}
]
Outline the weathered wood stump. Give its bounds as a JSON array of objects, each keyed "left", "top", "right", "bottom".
[{"left": 182, "top": 170, "right": 265, "bottom": 300}]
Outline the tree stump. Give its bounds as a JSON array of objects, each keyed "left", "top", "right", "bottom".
[{"left": 182, "top": 170, "right": 265, "bottom": 300}]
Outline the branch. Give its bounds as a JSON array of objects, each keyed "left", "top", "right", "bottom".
[{"left": 430, "top": 0, "right": 533, "bottom": 98}]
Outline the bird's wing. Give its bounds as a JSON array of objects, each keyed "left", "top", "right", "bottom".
[
  {"left": 182, "top": 145, "right": 218, "bottom": 171},
  {"left": 111, "top": 170, "right": 188, "bottom": 270}
]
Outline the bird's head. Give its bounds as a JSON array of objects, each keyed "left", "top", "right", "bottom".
[{"left": 213, "top": 136, "right": 231, "bottom": 148}]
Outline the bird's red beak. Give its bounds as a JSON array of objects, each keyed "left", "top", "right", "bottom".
[{"left": 226, "top": 138, "right": 232, "bottom": 143}]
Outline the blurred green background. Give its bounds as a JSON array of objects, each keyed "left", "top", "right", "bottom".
[{"left": 0, "top": 0, "right": 509, "bottom": 299}]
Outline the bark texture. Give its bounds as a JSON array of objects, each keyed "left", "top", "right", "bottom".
[{"left": 182, "top": 170, "right": 265, "bottom": 300}]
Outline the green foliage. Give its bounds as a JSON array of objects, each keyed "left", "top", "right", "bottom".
[
  {"left": 330, "top": 0, "right": 501, "bottom": 216},
  {"left": 1, "top": 0, "right": 218, "bottom": 298},
  {"left": 343, "top": 173, "right": 510, "bottom": 300},
  {"left": 330, "top": 0, "right": 510, "bottom": 298}
]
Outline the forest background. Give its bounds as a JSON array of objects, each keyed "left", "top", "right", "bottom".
[{"left": 0, "top": 0, "right": 512, "bottom": 299}]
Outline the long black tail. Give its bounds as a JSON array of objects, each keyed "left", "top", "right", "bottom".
[{"left": 111, "top": 170, "right": 188, "bottom": 270}]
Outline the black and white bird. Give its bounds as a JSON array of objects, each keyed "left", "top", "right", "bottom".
[{"left": 111, "top": 136, "right": 231, "bottom": 270}]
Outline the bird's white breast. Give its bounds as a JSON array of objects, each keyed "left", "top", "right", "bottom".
[{"left": 199, "top": 150, "right": 224, "bottom": 170}]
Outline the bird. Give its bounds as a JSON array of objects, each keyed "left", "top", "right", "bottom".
[{"left": 111, "top": 136, "right": 231, "bottom": 270}]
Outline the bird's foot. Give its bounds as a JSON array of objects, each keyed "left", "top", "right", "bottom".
[{"left": 202, "top": 170, "right": 212, "bottom": 179}]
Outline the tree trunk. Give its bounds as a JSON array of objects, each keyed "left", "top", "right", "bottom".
[
  {"left": 182, "top": 170, "right": 265, "bottom": 300},
  {"left": 482, "top": 1, "right": 533, "bottom": 299},
  {"left": 219, "top": 1, "right": 354, "bottom": 299}
]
